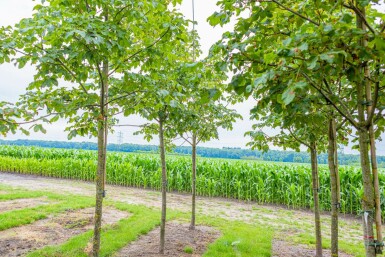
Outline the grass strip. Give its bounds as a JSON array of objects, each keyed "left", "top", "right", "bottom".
[{"left": 0, "top": 188, "right": 94, "bottom": 231}]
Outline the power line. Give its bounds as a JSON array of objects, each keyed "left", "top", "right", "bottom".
[{"left": 192, "top": 0, "right": 196, "bottom": 62}]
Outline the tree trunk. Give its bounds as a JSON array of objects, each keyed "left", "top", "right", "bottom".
[
  {"left": 310, "top": 142, "right": 323, "bottom": 257},
  {"left": 92, "top": 59, "right": 109, "bottom": 257},
  {"left": 356, "top": 3, "right": 376, "bottom": 256},
  {"left": 369, "top": 125, "right": 382, "bottom": 253},
  {"left": 159, "top": 119, "right": 167, "bottom": 254},
  {"left": 189, "top": 133, "right": 197, "bottom": 230},
  {"left": 358, "top": 127, "right": 376, "bottom": 256},
  {"left": 328, "top": 117, "right": 339, "bottom": 257},
  {"left": 366, "top": 63, "right": 382, "bottom": 253}
]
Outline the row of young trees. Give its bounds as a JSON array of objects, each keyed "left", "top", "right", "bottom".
[
  {"left": 209, "top": 0, "right": 385, "bottom": 256},
  {"left": 0, "top": 0, "right": 240, "bottom": 256},
  {"left": 1, "top": 0, "right": 385, "bottom": 257}
]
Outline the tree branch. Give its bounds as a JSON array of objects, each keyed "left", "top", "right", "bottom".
[
  {"left": 109, "top": 27, "right": 171, "bottom": 76},
  {"left": 301, "top": 71, "right": 358, "bottom": 128},
  {"left": 288, "top": 126, "right": 311, "bottom": 148},
  {"left": 342, "top": 3, "right": 376, "bottom": 35},
  {"left": 365, "top": 67, "right": 380, "bottom": 127},
  {"left": 113, "top": 124, "right": 145, "bottom": 127},
  {"left": 1, "top": 112, "right": 61, "bottom": 125},
  {"left": 55, "top": 58, "right": 90, "bottom": 95},
  {"left": 257, "top": 0, "right": 320, "bottom": 26},
  {"left": 180, "top": 134, "right": 192, "bottom": 145},
  {"left": 105, "top": 90, "right": 145, "bottom": 106}
]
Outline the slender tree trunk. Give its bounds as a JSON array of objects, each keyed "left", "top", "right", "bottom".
[
  {"left": 356, "top": 4, "right": 376, "bottom": 256},
  {"left": 189, "top": 133, "right": 197, "bottom": 230},
  {"left": 159, "top": 119, "right": 167, "bottom": 254},
  {"left": 310, "top": 142, "right": 323, "bottom": 257},
  {"left": 369, "top": 125, "right": 382, "bottom": 253},
  {"left": 328, "top": 117, "right": 339, "bottom": 257},
  {"left": 366, "top": 62, "right": 383, "bottom": 253},
  {"left": 92, "top": 59, "right": 109, "bottom": 257},
  {"left": 358, "top": 127, "right": 376, "bottom": 256}
]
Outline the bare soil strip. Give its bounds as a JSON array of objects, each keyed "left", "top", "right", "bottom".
[
  {"left": 0, "top": 197, "right": 51, "bottom": 213},
  {"left": 0, "top": 207, "right": 129, "bottom": 257},
  {"left": 272, "top": 239, "right": 353, "bottom": 257},
  {"left": 115, "top": 221, "right": 220, "bottom": 257}
]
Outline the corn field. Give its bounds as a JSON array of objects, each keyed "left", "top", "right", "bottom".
[{"left": 0, "top": 145, "right": 382, "bottom": 216}]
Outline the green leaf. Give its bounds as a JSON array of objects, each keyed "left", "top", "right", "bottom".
[
  {"left": 306, "top": 57, "right": 318, "bottom": 70},
  {"left": 298, "top": 43, "right": 308, "bottom": 52},
  {"left": 320, "top": 53, "right": 334, "bottom": 64},
  {"left": 340, "top": 13, "right": 354, "bottom": 24},
  {"left": 282, "top": 88, "right": 295, "bottom": 105}
]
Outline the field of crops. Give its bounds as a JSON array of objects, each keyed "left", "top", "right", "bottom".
[{"left": 0, "top": 145, "right": 380, "bottom": 216}]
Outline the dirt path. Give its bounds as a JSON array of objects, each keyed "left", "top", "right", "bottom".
[
  {"left": 0, "top": 197, "right": 52, "bottom": 213},
  {"left": 0, "top": 172, "right": 363, "bottom": 255},
  {"left": 272, "top": 240, "right": 353, "bottom": 257},
  {"left": 115, "top": 221, "right": 220, "bottom": 257}
]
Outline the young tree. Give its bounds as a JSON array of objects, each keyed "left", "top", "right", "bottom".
[
  {"left": 1, "top": 1, "right": 188, "bottom": 256},
  {"left": 209, "top": 1, "right": 385, "bottom": 255},
  {"left": 129, "top": 32, "right": 193, "bottom": 253},
  {"left": 134, "top": 83, "right": 186, "bottom": 254},
  {"left": 173, "top": 60, "right": 242, "bottom": 229},
  {"left": 246, "top": 91, "right": 330, "bottom": 256}
]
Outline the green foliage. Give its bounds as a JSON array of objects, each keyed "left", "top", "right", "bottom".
[
  {"left": 208, "top": 0, "right": 385, "bottom": 139},
  {"left": 1, "top": 0, "right": 190, "bottom": 138},
  {"left": 0, "top": 101, "right": 34, "bottom": 136},
  {"left": 0, "top": 139, "right": 380, "bottom": 165},
  {"left": 171, "top": 55, "right": 242, "bottom": 146},
  {"left": 0, "top": 145, "right": 377, "bottom": 217}
]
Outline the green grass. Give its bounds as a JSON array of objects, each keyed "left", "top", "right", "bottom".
[
  {"left": 203, "top": 218, "right": 272, "bottom": 257},
  {"left": 28, "top": 204, "right": 273, "bottom": 257},
  {"left": 184, "top": 246, "right": 194, "bottom": 254},
  {"left": 288, "top": 231, "right": 366, "bottom": 257},
  {"left": 0, "top": 188, "right": 94, "bottom": 231},
  {"left": 27, "top": 203, "right": 161, "bottom": 257},
  {"left": 0, "top": 183, "right": 364, "bottom": 257},
  {"left": 0, "top": 190, "right": 51, "bottom": 201}
]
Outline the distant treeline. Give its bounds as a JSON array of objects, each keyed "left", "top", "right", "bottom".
[{"left": 0, "top": 139, "right": 384, "bottom": 166}]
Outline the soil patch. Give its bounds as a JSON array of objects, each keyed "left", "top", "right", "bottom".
[
  {"left": 0, "top": 207, "right": 129, "bottom": 257},
  {"left": 272, "top": 239, "right": 353, "bottom": 257},
  {"left": 0, "top": 197, "right": 51, "bottom": 213},
  {"left": 115, "top": 221, "right": 220, "bottom": 257}
]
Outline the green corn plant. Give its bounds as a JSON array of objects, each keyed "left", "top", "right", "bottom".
[{"left": 0, "top": 145, "right": 382, "bottom": 217}]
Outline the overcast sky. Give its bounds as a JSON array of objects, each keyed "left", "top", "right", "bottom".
[{"left": 0, "top": 1, "right": 384, "bottom": 155}]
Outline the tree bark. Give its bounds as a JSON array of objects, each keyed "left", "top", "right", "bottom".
[
  {"left": 159, "top": 119, "right": 167, "bottom": 254},
  {"left": 358, "top": 127, "right": 376, "bottom": 256},
  {"left": 366, "top": 63, "right": 382, "bottom": 253},
  {"left": 310, "top": 142, "right": 323, "bottom": 257},
  {"left": 190, "top": 133, "right": 197, "bottom": 230},
  {"left": 356, "top": 3, "right": 376, "bottom": 256},
  {"left": 92, "top": 59, "right": 109, "bottom": 257},
  {"left": 328, "top": 117, "right": 340, "bottom": 257},
  {"left": 369, "top": 125, "right": 382, "bottom": 252}
]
